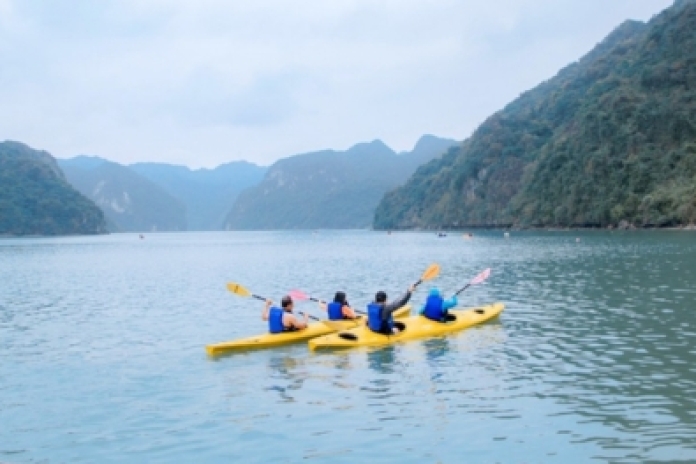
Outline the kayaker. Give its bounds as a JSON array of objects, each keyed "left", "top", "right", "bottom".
[
  {"left": 367, "top": 284, "right": 415, "bottom": 335},
  {"left": 262, "top": 295, "right": 308, "bottom": 333},
  {"left": 420, "top": 287, "right": 458, "bottom": 322},
  {"left": 318, "top": 291, "right": 357, "bottom": 320}
]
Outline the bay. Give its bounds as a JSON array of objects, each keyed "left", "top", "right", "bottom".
[{"left": 1, "top": 230, "right": 696, "bottom": 463}]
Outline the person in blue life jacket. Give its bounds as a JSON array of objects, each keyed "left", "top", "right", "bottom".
[
  {"left": 420, "top": 287, "right": 458, "bottom": 322},
  {"left": 367, "top": 284, "right": 416, "bottom": 335},
  {"left": 262, "top": 295, "right": 308, "bottom": 334},
  {"left": 318, "top": 291, "right": 357, "bottom": 320}
]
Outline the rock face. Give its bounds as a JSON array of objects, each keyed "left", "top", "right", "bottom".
[
  {"left": 374, "top": 0, "right": 696, "bottom": 229},
  {"left": 223, "top": 136, "right": 458, "bottom": 230},
  {"left": 0, "top": 141, "right": 107, "bottom": 236},
  {"left": 59, "top": 157, "right": 186, "bottom": 232}
]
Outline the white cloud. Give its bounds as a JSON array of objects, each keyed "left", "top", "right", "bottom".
[{"left": 0, "top": 0, "right": 674, "bottom": 167}]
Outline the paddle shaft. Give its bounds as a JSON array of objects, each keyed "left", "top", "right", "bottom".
[
  {"left": 259, "top": 295, "right": 320, "bottom": 321},
  {"left": 453, "top": 284, "right": 471, "bottom": 297},
  {"left": 452, "top": 268, "right": 491, "bottom": 297},
  {"left": 313, "top": 296, "right": 366, "bottom": 316}
]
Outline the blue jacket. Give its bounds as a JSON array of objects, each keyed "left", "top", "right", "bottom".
[
  {"left": 327, "top": 301, "right": 344, "bottom": 320},
  {"left": 367, "top": 291, "right": 412, "bottom": 334},
  {"left": 420, "top": 294, "right": 458, "bottom": 322},
  {"left": 268, "top": 307, "right": 286, "bottom": 333}
]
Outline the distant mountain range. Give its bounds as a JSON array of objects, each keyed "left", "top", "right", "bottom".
[
  {"left": 224, "top": 135, "right": 458, "bottom": 229},
  {"left": 55, "top": 135, "right": 455, "bottom": 232},
  {"left": 57, "top": 157, "right": 266, "bottom": 232},
  {"left": 58, "top": 157, "right": 187, "bottom": 232},
  {"left": 0, "top": 142, "right": 106, "bottom": 236},
  {"left": 130, "top": 161, "right": 266, "bottom": 230},
  {"left": 375, "top": 0, "right": 696, "bottom": 229}
]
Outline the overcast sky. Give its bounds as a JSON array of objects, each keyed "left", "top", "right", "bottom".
[{"left": 0, "top": 0, "right": 673, "bottom": 168}]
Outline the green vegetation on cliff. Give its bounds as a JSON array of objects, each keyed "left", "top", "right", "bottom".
[
  {"left": 375, "top": 0, "right": 696, "bottom": 229},
  {"left": 0, "top": 142, "right": 107, "bottom": 236}
]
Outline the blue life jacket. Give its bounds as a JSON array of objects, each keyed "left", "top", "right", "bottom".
[
  {"left": 268, "top": 307, "right": 286, "bottom": 334},
  {"left": 367, "top": 303, "right": 393, "bottom": 334},
  {"left": 423, "top": 294, "right": 446, "bottom": 322},
  {"left": 327, "top": 301, "right": 344, "bottom": 320}
]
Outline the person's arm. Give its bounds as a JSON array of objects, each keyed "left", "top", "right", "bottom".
[
  {"left": 384, "top": 284, "right": 416, "bottom": 314},
  {"left": 287, "top": 312, "right": 309, "bottom": 329},
  {"left": 342, "top": 304, "right": 356, "bottom": 319},
  {"left": 261, "top": 299, "right": 272, "bottom": 320},
  {"left": 318, "top": 301, "right": 327, "bottom": 312},
  {"left": 443, "top": 296, "right": 458, "bottom": 311}
]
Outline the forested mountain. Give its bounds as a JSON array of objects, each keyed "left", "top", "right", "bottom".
[
  {"left": 375, "top": 0, "right": 696, "bottom": 230},
  {"left": 59, "top": 158, "right": 186, "bottom": 232},
  {"left": 224, "top": 136, "right": 457, "bottom": 229},
  {"left": 130, "top": 161, "right": 266, "bottom": 230},
  {"left": 0, "top": 142, "right": 106, "bottom": 236}
]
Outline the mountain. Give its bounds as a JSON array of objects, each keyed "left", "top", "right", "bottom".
[
  {"left": 58, "top": 159, "right": 186, "bottom": 232},
  {"left": 374, "top": 0, "right": 696, "bottom": 230},
  {"left": 0, "top": 141, "right": 107, "bottom": 236},
  {"left": 224, "top": 136, "right": 458, "bottom": 229},
  {"left": 129, "top": 161, "right": 266, "bottom": 230}
]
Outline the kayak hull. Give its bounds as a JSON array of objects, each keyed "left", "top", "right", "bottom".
[
  {"left": 206, "top": 305, "right": 411, "bottom": 355},
  {"left": 308, "top": 302, "right": 504, "bottom": 350}
]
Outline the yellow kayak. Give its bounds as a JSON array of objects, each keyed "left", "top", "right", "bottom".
[
  {"left": 308, "top": 302, "right": 504, "bottom": 350},
  {"left": 206, "top": 305, "right": 411, "bottom": 355}
]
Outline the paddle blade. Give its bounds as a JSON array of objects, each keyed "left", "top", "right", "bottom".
[
  {"left": 470, "top": 268, "right": 491, "bottom": 285},
  {"left": 226, "top": 282, "right": 251, "bottom": 297},
  {"left": 288, "top": 289, "right": 309, "bottom": 301},
  {"left": 421, "top": 263, "right": 440, "bottom": 282}
]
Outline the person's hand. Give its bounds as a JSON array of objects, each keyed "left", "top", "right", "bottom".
[
  {"left": 266, "top": 299, "right": 273, "bottom": 306},
  {"left": 408, "top": 284, "right": 416, "bottom": 293}
]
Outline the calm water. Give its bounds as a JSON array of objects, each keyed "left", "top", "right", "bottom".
[{"left": 1, "top": 230, "right": 696, "bottom": 463}]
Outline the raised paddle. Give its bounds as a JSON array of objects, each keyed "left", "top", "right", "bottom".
[
  {"left": 414, "top": 263, "right": 440, "bottom": 288},
  {"left": 453, "top": 268, "right": 491, "bottom": 297},
  {"left": 226, "top": 282, "right": 320, "bottom": 321},
  {"left": 287, "top": 290, "right": 367, "bottom": 316}
]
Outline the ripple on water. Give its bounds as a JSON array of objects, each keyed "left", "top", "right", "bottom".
[{"left": 2, "top": 231, "right": 696, "bottom": 462}]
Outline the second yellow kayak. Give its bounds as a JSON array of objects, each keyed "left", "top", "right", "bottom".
[{"left": 308, "top": 302, "right": 504, "bottom": 350}]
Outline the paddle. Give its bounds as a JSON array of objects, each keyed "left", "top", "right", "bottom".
[
  {"left": 226, "top": 282, "right": 320, "bottom": 321},
  {"left": 414, "top": 263, "right": 440, "bottom": 288},
  {"left": 287, "top": 290, "right": 367, "bottom": 316},
  {"left": 452, "top": 268, "right": 491, "bottom": 297}
]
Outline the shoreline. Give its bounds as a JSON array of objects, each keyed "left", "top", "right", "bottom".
[{"left": 376, "top": 224, "right": 696, "bottom": 233}]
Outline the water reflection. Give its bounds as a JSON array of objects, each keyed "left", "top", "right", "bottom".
[
  {"left": 421, "top": 337, "right": 451, "bottom": 363},
  {"left": 365, "top": 346, "right": 397, "bottom": 374},
  {"left": 265, "top": 354, "right": 307, "bottom": 402}
]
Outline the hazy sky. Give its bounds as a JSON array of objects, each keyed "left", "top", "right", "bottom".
[{"left": 0, "top": 0, "right": 673, "bottom": 168}]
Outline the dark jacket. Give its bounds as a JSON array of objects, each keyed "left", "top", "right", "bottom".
[{"left": 377, "top": 290, "right": 412, "bottom": 321}]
